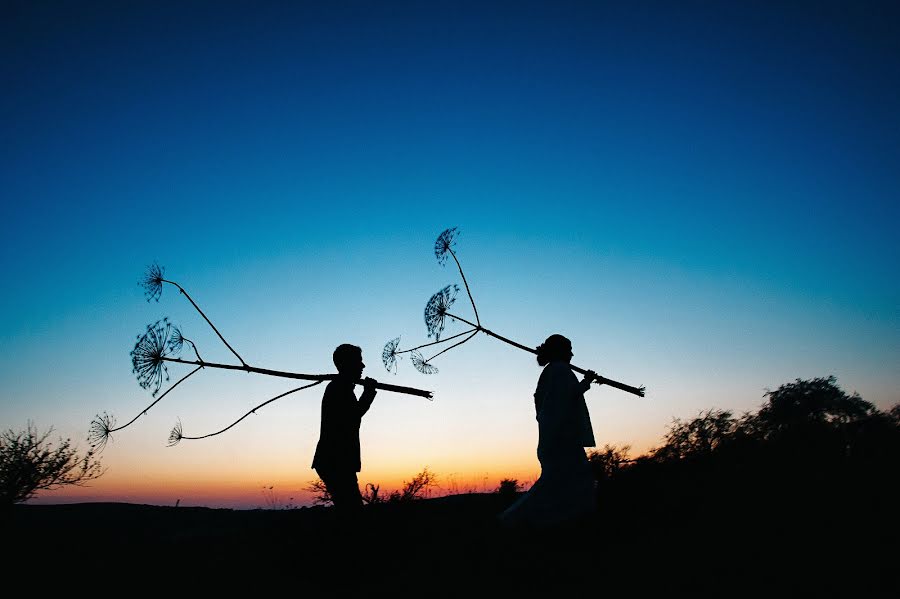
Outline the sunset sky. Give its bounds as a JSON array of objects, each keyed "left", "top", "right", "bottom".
[{"left": 2, "top": 1, "right": 898, "bottom": 508}]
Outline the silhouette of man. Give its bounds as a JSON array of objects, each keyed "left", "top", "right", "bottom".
[{"left": 312, "top": 344, "right": 377, "bottom": 512}]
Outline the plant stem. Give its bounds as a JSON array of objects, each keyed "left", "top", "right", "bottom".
[
  {"left": 111, "top": 366, "right": 203, "bottom": 432},
  {"left": 478, "top": 325, "right": 536, "bottom": 354},
  {"left": 445, "top": 312, "right": 528, "bottom": 350},
  {"left": 444, "top": 312, "right": 479, "bottom": 330},
  {"left": 181, "top": 336, "right": 203, "bottom": 362},
  {"left": 425, "top": 329, "right": 480, "bottom": 362},
  {"left": 450, "top": 249, "right": 480, "bottom": 326},
  {"left": 162, "top": 279, "right": 247, "bottom": 367},
  {"left": 160, "top": 357, "right": 433, "bottom": 398},
  {"left": 396, "top": 328, "right": 478, "bottom": 354},
  {"left": 176, "top": 381, "right": 324, "bottom": 442}
]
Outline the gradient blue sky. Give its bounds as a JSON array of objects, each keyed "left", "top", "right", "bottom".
[{"left": 2, "top": 1, "right": 898, "bottom": 507}]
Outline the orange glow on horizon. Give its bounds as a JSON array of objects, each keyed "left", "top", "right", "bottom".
[{"left": 30, "top": 459, "right": 555, "bottom": 509}]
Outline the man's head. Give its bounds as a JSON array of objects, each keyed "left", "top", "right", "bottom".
[{"left": 333, "top": 344, "right": 364, "bottom": 379}]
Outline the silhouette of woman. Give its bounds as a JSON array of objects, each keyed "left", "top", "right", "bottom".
[{"left": 500, "top": 334, "right": 599, "bottom": 528}]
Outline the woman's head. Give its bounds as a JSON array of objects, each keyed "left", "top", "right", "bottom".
[{"left": 536, "top": 334, "right": 573, "bottom": 366}]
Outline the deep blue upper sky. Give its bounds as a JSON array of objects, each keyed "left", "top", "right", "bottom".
[
  {"left": 4, "top": 1, "right": 898, "bottom": 304},
  {"left": 1, "top": 1, "right": 898, "bottom": 504}
]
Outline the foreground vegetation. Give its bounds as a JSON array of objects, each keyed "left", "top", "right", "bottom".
[{"left": 6, "top": 377, "right": 897, "bottom": 592}]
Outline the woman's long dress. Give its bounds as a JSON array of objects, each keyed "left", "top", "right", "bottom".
[{"left": 499, "top": 361, "right": 596, "bottom": 528}]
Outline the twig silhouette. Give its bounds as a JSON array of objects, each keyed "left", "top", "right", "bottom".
[
  {"left": 382, "top": 328, "right": 478, "bottom": 373},
  {"left": 167, "top": 380, "right": 324, "bottom": 445},
  {"left": 89, "top": 364, "right": 202, "bottom": 450},
  {"left": 384, "top": 227, "right": 646, "bottom": 397},
  {"left": 141, "top": 263, "right": 246, "bottom": 367},
  {"left": 435, "top": 227, "right": 480, "bottom": 326}
]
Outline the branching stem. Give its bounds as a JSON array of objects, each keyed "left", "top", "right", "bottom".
[
  {"left": 180, "top": 335, "right": 203, "bottom": 363},
  {"left": 162, "top": 278, "right": 247, "bottom": 367},
  {"left": 176, "top": 381, "right": 324, "bottom": 442},
  {"left": 449, "top": 249, "right": 480, "bottom": 326},
  {"left": 110, "top": 366, "right": 203, "bottom": 433},
  {"left": 425, "top": 329, "right": 480, "bottom": 363},
  {"left": 396, "top": 328, "right": 478, "bottom": 354}
]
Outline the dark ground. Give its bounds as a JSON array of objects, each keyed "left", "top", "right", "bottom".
[{"left": 7, "top": 488, "right": 896, "bottom": 595}]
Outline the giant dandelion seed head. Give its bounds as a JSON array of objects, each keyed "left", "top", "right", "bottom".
[
  {"left": 382, "top": 337, "right": 401, "bottom": 373},
  {"left": 424, "top": 284, "right": 458, "bottom": 340},
  {"left": 140, "top": 263, "right": 166, "bottom": 302},
  {"left": 434, "top": 227, "right": 459, "bottom": 266},
  {"left": 131, "top": 319, "right": 181, "bottom": 396},
  {"left": 88, "top": 412, "right": 116, "bottom": 451},
  {"left": 168, "top": 419, "right": 183, "bottom": 447},
  {"left": 410, "top": 351, "right": 439, "bottom": 375}
]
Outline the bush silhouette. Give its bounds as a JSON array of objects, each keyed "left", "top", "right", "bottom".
[
  {"left": 304, "top": 478, "right": 332, "bottom": 506},
  {"left": 363, "top": 482, "right": 384, "bottom": 504},
  {"left": 305, "top": 467, "right": 438, "bottom": 507},
  {"left": 1, "top": 423, "right": 104, "bottom": 507},
  {"left": 389, "top": 467, "right": 438, "bottom": 502},
  {"left": 496, "top": 478, "right": 522, "bottom": 505},
  {"left": 588, "top": 376, "right": 898, "bottom": 535}
]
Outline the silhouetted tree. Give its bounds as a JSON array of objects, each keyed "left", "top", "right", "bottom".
[
  {"left": 610, "top": 377, "right": 900, "bottom": 524},
  {"left": 1, "top": 423, "right": 104, "bottom": 507},
  {"left": 890, "top": 404, "right": 900, "bottom": 424},
  {"left": 652, "top": 409, "right": 738, "bottom": 461},
  {"left": 739, "top": 376, "right": 899, "bottom": 471},
  {"left": 756, "top": 376, "right": 877, "bottom": 433}
]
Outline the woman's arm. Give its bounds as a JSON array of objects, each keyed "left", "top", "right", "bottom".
[{"left": 578, "top": 370, "right": 598, "bottom": 394}]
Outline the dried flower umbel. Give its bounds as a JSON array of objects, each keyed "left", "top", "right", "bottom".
[
  {"left": 382, "top": 337, "right": 401, "bottom": 373},
  {"left": 92, "top": 265, "right": 433, "bottom": 449},
  {"left": 424, "top": 284, "right": 459, "bottom": 341},
  {"left": 130, "top": 319, "right": 177, "bottom": 396},
  {"left": 410, "top": 351, "right": 439, "bottom": 375},
  {"left": 385, "top": 227, "right": 645, "bottom": 397},
  {"left": 140, "top": 263, "right": 166, "bottom": 302},
  {"left": 87, "top": 412, "right": 116, "bottom": 451}
]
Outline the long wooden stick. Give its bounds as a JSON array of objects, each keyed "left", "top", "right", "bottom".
[
  {"left": 444, "top": 313, "right": 645, "bottom": 397},
  {"left": 161, "top": 357, "right": 433, "bottom": 398}
]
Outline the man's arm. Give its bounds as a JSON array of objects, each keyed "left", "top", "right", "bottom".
[{"left": 358, "top": 377, "right": 377, "bottom": 417}]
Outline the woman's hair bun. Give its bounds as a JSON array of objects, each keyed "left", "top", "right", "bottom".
[{"left": 536, "top": 334, "right": 572, "bottom": 366}]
